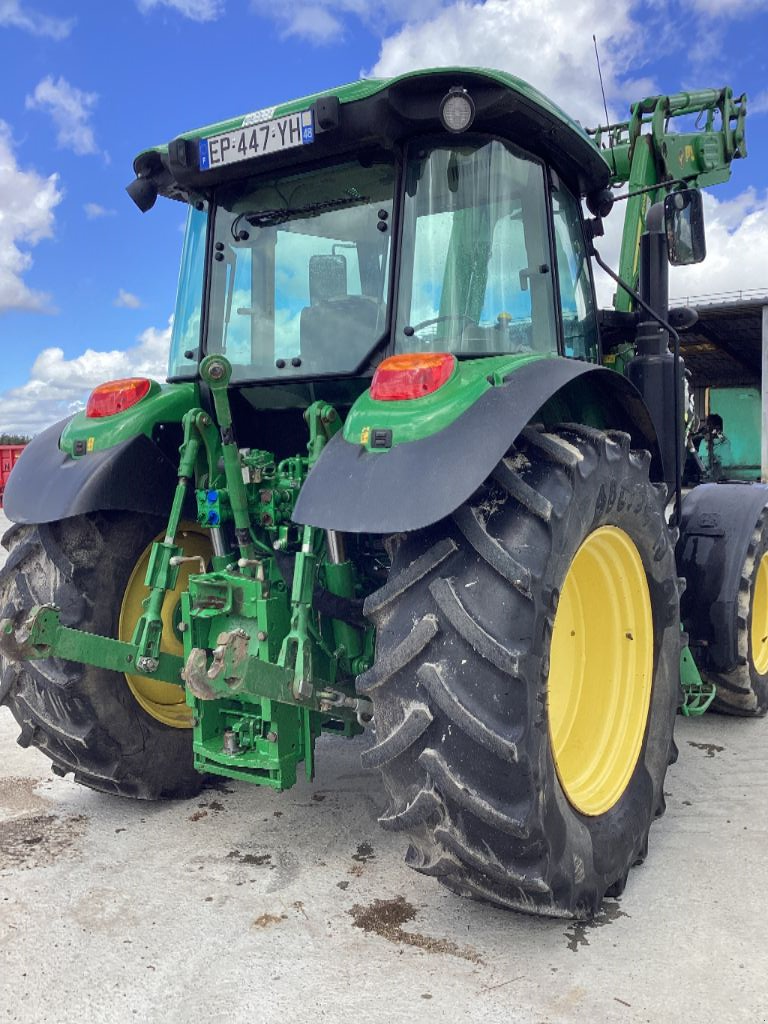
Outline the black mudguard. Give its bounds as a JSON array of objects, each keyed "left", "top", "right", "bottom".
[
  {"left": 677, "top": 482, "right": 768, "bottom": 672},
  {"left": 293, "top": 358, "right": 660, "bottom": 534},
  {"left": 4, "top": 417, "right": 184, "bottom": 525}
]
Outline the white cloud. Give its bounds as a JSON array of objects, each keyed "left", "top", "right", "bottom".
[
  {"left": 368, "top": 0, "right": 647, "bottom": 127},
  {"left": 0, "top": 0, "right": 73, "bottom": 38},
  {"left": 590, "top": 186, "right": 768, "bottom": 310},
  {"left": 669, "top": 188, "right": 768, "bottom": 302},
  {"left": 751, "top": 90, "right": 768, "bottom": 116},
  {"left": 84, "top": 202, "right": 115, "bottom": 219},
  {"left": 114, "top": 289, "right": 143, "bottom": 309},
  {"left": 25, "top": 76, "right": 100, "bottom": 157},
  {"left": 0, "top": 321, "right": 171, "bottom": 435},
  {"left": 0, "top": 121, "right": 62, "bottom": 312},
  {"left": 137, "top": 0, "right": 224, "bottom": 21},
  {"left": 278, "top": 6, "right": 343, "bottom": 42}
]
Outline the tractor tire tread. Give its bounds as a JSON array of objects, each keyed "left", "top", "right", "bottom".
[
  {"left": 702, "top": 506, "right": 768, "bottom": 716},
  {"left": 361, "top": 426, "right": 679, "bottom": 919},
  {"left": 0, "top": 514, "right": 202, "bottom": 799}
]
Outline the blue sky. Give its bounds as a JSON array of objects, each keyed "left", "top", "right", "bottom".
[{"left": 0, "top": 0, "right": 766, "bottom": 433}]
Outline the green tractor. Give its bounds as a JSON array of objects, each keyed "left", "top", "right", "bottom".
[{"left": 0, "top": 69, "right": 758, "bottom": 918}]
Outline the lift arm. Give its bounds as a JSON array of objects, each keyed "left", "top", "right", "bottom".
[{"left": 588, "top": 88, "right": 747, "bottom": 311}]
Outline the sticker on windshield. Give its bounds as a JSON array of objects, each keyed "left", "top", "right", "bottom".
[{"left": 199, "top": 109, "right": 314, "bottom": 172}]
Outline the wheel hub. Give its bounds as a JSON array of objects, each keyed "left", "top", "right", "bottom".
[
  {"left": 548, "top": 526, "right": 654, "bottom": 816},
  {"left": 750, "top": 553, "right": 768, "bottom": 675},
  {"left": 118, "top": 526, "right": 211, "bottom": 729}
]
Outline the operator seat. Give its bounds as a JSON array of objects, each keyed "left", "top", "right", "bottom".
[{"left": 299, "top": 296, "right": 385, "bottom": 374}]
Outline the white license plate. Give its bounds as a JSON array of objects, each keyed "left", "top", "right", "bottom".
[{"left": 199, "top": 110, "right": 314, "bottom": 172}]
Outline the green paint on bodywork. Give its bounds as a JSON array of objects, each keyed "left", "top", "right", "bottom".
[
  {"left": 344, "top": 352, "right": 550, "bottom": 450},
  {"left": 60, "top": 381, "right": 198, "bottom": 456}
]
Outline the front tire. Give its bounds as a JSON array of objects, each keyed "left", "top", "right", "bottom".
[
  {"left": 0, "top": 512, "right": 203, "bottom": 798},
  {"left": 359, "top": 425, "right": 680, "bottom": 919}
]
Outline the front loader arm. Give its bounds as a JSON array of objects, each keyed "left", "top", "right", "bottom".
[{"left": 588, "top": 88, "right": 747, "bottom": 311}]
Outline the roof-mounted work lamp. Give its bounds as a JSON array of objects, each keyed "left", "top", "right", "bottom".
[{"left": 440, "top": 87, "right": 475, "bottom": 133}]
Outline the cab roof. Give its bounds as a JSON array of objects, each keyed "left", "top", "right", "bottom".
[{"left": 132, "top": 67, "right": 611, "bottom": 202}]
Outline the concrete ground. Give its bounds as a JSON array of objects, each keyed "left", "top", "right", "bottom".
[{"left": 0, "top": 510, "right": 766, "bottom": 1024}]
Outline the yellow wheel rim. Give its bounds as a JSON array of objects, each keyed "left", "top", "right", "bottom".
[
  {"left": 118, "top": 525, "right": 211, "bottom": 729},
  {"left": 751, "top": 554, "right": 768, "bottom": 675},
  {"left": 548, "top": 526, "right": 654, "bottom": 816}
]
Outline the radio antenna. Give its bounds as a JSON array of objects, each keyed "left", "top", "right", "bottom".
[{"left": 593, "top": 34, "right": 612, "bottom": 147}]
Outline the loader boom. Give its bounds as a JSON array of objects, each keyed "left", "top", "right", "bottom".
[{"left": 589, "top": 88, "right": 747, "bottom": 311}]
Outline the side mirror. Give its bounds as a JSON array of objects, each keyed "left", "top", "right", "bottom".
[
  {"left": 309, "top": 254, "right": 347, "bottom": 304},
  {"left": 664, "top": 188, "right": 706, "bottom": 266}
]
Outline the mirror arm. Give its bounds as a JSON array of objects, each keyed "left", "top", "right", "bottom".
[{"left": 610, "top": 178, "right": 687, "bottom": 204}]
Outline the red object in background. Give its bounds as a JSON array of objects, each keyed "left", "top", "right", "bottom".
[{"left": 0, "top": 445, "right": 26, "bottom": 508}]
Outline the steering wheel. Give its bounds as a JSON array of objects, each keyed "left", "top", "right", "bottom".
[{"left": 408, "top": 314, "right": 478, "bottom": 335}]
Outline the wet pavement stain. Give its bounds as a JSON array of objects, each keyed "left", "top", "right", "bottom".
[
  {"left": 349, "top": 896, "right": 482, "bottom": 963},
  {"left": 688, "top": 741, "right": 725, "bottom": 758},
  {"left": 189, "top": 799, "right": 226, "bottom": 821},
  {"left": 227, "top": 849, "right": 272, "bottom": 866},
  {"left": 352, "top": 841, "right": 375, "bottom": 863},
  {"left": 564, "top": 900, "right": 629, "bottom": 952},
  {"left": 0, "top": 812, "right": 86, "bottom": 870}
]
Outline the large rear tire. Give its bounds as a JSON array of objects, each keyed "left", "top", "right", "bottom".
[
  {"left": 0, "top": 512, "right": 203, "bottom": 798},
  {"left": 706, "top": 507, "right": 768, "bottom": 717},
  {"left": 359, "top": 425, "right": 680, "bottom": 919}
]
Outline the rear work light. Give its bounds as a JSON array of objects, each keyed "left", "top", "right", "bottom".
[
  {"left": 370, "top": 353, "right": 456, "bottom": 401},
  {"left": 86, "top": 378, "right": 152, "bottom": 418}
]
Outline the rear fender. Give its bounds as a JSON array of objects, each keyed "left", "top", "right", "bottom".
[
  {"left": 293, "top": 359, "right": 662, "bottom": 534},
  {"left": 4, "top": 417, "right": 187, "bottom": 525}
]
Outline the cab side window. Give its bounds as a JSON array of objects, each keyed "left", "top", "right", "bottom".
[{"left": 551, "top": 183, "right": 599, "bottom": 361}]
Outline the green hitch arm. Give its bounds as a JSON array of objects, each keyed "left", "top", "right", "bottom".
[
  {"left": 199, "top": 354, "right": 259, "bottom": 567},
  {"left": 130, "top": 408, "right": 213, "bottom": 671},
  {"left": 277, "top": 403, "right": 343, "bottom": 707},
  {"left": 279, "top": 525, "right": 318, "bottom": 703},
  {"left": 1, "top": 606, "right": 184, "bottom": 685}
]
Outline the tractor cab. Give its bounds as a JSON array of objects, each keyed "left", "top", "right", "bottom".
[{"left": 151, "top": 69, "right": 610, "bottom": 401}]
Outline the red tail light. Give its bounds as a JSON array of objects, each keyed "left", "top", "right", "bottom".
[
  {"left": 370, "top": 353, "right": 456, "bottom": 401},
  {"left": 86, "top": 378, "right": 152, "bottom": 418}
]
